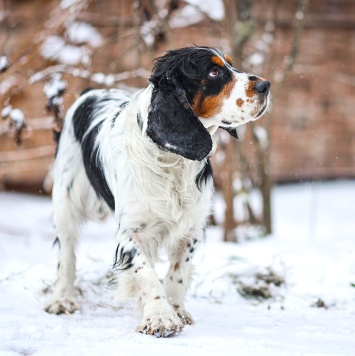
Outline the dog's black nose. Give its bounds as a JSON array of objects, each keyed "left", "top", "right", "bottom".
[{"left": 254, "top": 80, "right": 270, "bottom": 96}]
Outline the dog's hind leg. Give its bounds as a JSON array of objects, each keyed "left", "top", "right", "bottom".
[{"left": 45, "top": 166, "right": 85, "bottom": 315}]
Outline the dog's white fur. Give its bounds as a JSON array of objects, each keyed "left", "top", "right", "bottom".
[{"left": 47, "top": 47, "right": 269, "bottom": 337}]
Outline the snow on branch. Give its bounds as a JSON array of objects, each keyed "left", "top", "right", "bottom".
[
  {"left": 0, "top": 55, "right": 8, "bottom": 73},
  {"left": 30, "top": 66, "right": 150, "bottom": 87},
  {"left": 169, "top": 0, "right": 224, "bottom": 29},
  {"left": 40, "top": 21, "right": 102, "bottom": 66},
  {"left": 1, "top": 106, "right": 27, "bottom": 144},
  {"left": 253, "top": 125, "right": 269, "bottom": 149},
  {"left": 43, "top": 74, "right": 67, "bottom": 131}
]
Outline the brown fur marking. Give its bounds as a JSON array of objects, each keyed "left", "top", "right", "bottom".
[
  {"left": 211, "top": 55, "right": 225, "bottom": 67},
  {"left": 236, "top": 98, "right": 244, "bottom": 107},
  {"left": 246, "top": 81, "right": 255, "bottom": 98},
  {"left": 225, "top": 54, "right": 233, "bottom": 65},
  {"left": 174, "top": 262, "right": 180, "bottom": 271},
  {"left": 192, "top": 77, "right": 236, "bottom": 118}
]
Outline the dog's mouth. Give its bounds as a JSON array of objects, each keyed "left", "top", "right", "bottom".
[{"left": 253, "top": 97, "right": 269, "bottom": 120}]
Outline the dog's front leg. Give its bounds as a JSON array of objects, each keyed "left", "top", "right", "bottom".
[
  {"left": 114, "top": 231, "right": 184, "bottom": 337},
  {"left": 163, "top": 234, "right": 201, "bottom": 325},
  {"left": 46, "top": 191, "right": 81, "bottom": 315}
]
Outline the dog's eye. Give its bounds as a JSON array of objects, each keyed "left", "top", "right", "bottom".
[{"left": 208, "top": 67, "right": 220, "bottom": 78}]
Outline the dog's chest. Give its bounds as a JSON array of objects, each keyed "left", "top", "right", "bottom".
[
  {"left": 146, "top": 160, "right": 203, "bottom": 219},
  {"left": 117, "top": 152, "right": 211, "bottom": 234},
  {"left": 149, "top": 164, "right": 209, "bottom": 238}
]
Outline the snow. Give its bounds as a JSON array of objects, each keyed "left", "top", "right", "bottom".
[
  {"left": 1, "top": 180, "right": 355, "bottom": 354},
  {"left": 295, "top": 10, "right": 305, "bottom": 20},
  {"left": 0, "top": 55, "right": 8, "bottom": 72},
  {"left": 247, "top": 52, "right": 265, "bottom": 67},
  {"left": 40, "top": 35, "right": 85, "bottom": 66},
  {"left": 140, "top": 20, "right": 157, "bottom": 46},
  {"left": 7, "top": 108, "right": 25, "bottom": 128},
  {"left": 253, "top": 125, "right": 269, "bottom": 148},
  {"left": 66, "top": 22, "right": 102, "bottom": 48},
  {"left": 169, "top": 5, "right": 204, "bottom": 29},
  {"left": 1, "top": 105, "right": 12, "bottom": 118},
  {"left": 169, "top": 0, "right": 224, "bottom": 28},
  {"left": 185, "top": 0, "right": 225, "bottom": 21},
  {"left": 0, "top": 106, "right": 25, "bottom": 132},
  {"left": 60, "top": 0, "right": 76, "bottom": 9},
  {"left": 40, "top": 21, "right": 101, "bottom": 66},
  {"left": 43, "top": 74, "right": 67, "bottom": 99}
]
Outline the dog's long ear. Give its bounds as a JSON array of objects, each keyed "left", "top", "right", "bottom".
[{"left": 147, "top": 84, "right": 213, "bottom": 161}]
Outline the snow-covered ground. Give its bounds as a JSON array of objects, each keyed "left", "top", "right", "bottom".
[{"left": 1, "top": 180, "right": 355, "bottom": 355}]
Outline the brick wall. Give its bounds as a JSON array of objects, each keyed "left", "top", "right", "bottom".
[{"left": 261, "top": 0, "right": 355, "bottom": 181}]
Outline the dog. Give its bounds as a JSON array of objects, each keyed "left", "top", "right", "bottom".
[{"left": 46, "top": 46, "right": 270, "bottom": 337}]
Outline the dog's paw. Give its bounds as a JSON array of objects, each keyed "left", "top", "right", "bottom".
[
  {"left": 137, "top": 309, "right": 184, "bottom": 337},
  {"left": 176, "top": 309, "right": 194, "bottom": 325},
  {"left": 45, "top": 298, "right": 79, "bottom": 315}
]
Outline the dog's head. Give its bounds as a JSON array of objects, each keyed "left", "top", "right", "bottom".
[{"left": 147, "top": 46, "right": 270, "bottom": 161}]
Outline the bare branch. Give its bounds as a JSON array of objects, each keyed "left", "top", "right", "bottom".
[
  {"left": 273, "top": 0, "right": 309, "bottom": 99},
  {"left": 30, "top": 65, "right": 150, "bottom": 86}
]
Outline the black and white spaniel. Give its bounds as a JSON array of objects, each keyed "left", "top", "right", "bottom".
[{"left": 46, "top": 46, "right": 270, "bottom": 337}]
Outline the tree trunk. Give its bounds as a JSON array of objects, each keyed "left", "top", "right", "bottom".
[{"left": 223, "top": 138, "right": 237, "bottom": 242}]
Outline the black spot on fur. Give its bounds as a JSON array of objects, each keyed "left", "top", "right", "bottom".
[
  {"left": 72, "top": 96, "right": 97, "bottom": 142},
  {"left": 72, "top": 96, "right": 115, "bottom": 211},
  {"left": 195, "top": 158, "right": 213, "bottom": 191},
  {"left": 84, "top": 125, "right": 115, "bottom": 211},
  {"left": 66, "top": 179, "right": 74, "bottom": 194},
  {"left": 135, "top": 266, "right": 143, "bottom": 273},
  {"left": 53, "top": 236, "right": 60, "bottom": 248},
  {"left": 53, "top": 129, "right": 61, "bottom": 143},
  {"left": 112, "top": 101, "right": 128, "bottom": 127},
  {"left": 113, "top": 244, "right": 137, "bottom": 271},
  {"left": 137, "top": 110, "right": 143, "bottom": 131},
  {"left": 111, "top": 112, "right": 120, "bottom": 127},
  {"left": 53, "top": 128, "right": 63, "bottom": 158}
]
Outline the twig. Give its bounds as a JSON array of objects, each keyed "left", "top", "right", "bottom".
[{"left": 0, "top": 265, "right": 34, "bottom": 283}]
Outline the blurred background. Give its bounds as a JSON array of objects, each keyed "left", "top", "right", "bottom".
[{"left": 0, "top": 0, "right": 354, "bottom": 241}]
